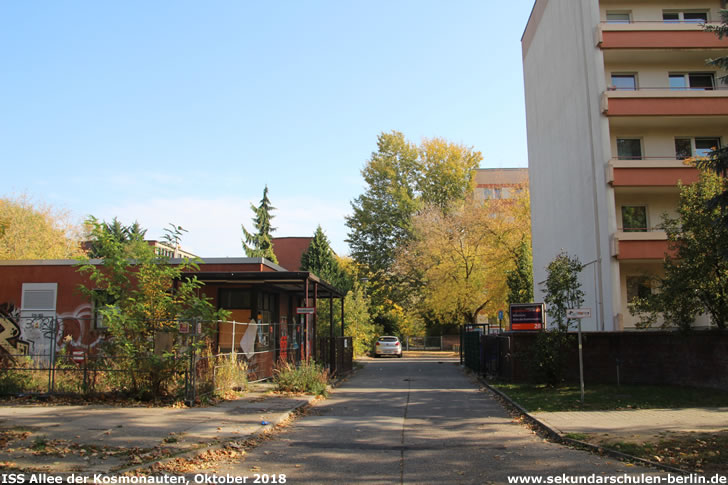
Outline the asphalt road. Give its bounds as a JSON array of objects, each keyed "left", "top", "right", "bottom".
[{"left": 206, "top": 355, "right": 662, "bottom": 484}]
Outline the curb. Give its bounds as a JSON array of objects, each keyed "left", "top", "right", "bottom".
[
  {"left": 110, "top": 393, "right": 319, "bottom": 477},
  {"left": 477, "top": 376, "right": 692, "bottom": 476}
]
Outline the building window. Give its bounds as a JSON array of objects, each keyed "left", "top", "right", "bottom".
[
  {"left": 675, "top": 137, "right": 721, "bottom": 159},
  {"left": 621, "top": 206, "right": 648, "bottom": 232},
  {"left": 626, "top": 276, "right": 652, "bottom": 302},
  {"left": 663, "top": 11, "right": 708, "bottom": 23},
  {"left": 616, "top": 138, "right": 642, "bottom": 160},
  {"left": 611, "top": 74, "right": 637, "bottom": 91},
  {"left": 92, "top": 290, "right": 115, "bottom": 329},
  {"left": 695, "top": 138, "right": 721, "bottom": 157},
  {"left": 606, "top": 12, "right": 631, "bottom": 24},
  {"left": 669, "top": 73, "right": 715, "bottom": 90},
  {"left": 219, "top": 289, "right": 252, "bottom": 309}
]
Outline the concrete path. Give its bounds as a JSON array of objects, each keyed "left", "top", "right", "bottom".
[
  {"left": 531, "top": 407, "right": 728, "bottom": 441},
  {"left": 0, "top": 384, "right": 313, "bottom": 474},
  {"left": 197, "top": 356, "right": 663, "bottom": 484}
]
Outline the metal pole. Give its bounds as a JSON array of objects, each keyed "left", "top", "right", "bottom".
[
  {"left": 329, "top": 294, "right": 335, "bottom": 373},
  {"left": 341, "top": 297, "right": 345, "bottom": 337},
  {"left": 231, "top": 320, "right": 236, "bottom": 356},
  {"left": 313, "top": 283, "right": 318, "bottom": 361},
  {"left": 578, "top": 320, "right": 585, "bottom": 405}
]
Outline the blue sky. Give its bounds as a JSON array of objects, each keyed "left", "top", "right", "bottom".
[{"left": 1, "top": 1, "right": 534, "bottom": 257}]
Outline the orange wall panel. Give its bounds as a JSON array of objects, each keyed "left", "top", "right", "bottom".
[
  {"left": 612, "top": 167, "right": 699, "bottom": 186},
  {"left": 601, "top": 30, "right": 728, "bottom": 49},
  {"left": 617, "top": 240, "right": 674, "bottom": 260},
  {"left": 607, "top": 97, "right": 728, "bottom": 116}
]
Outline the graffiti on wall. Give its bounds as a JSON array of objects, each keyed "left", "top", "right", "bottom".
[
  {"left": 0, "top": 303, "right": 30, "bottom": 361},
  {"left": 0, "top": 302, "right": 102, "bottom": 362}
]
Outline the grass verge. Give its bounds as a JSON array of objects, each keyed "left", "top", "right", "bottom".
[{"left": 490, "top": 382, "right": 728, "bottom": 412}]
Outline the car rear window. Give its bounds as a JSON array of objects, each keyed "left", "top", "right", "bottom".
[{"left": 379, "top": 337, "right": 398, "bottom": 342}]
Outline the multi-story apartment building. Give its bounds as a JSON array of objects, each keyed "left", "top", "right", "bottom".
[
  {"left": 523, "top": 0, "right": 727, "bottom": 331},
  {"left": 474, "top": 168, "right": 529, "bottom": 201}
]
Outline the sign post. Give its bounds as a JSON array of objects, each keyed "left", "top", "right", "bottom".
[{"left": 566, "top": 308, "right": 592, "bottom": 405}]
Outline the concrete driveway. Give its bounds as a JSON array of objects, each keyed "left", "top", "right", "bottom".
[{"left": 203, "top": 354, "right": 663, "bottom": 484}]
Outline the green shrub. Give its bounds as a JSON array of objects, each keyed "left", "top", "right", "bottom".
[
  {"left": 273, "top": 359, "right": 329, "bottom": 396},
  {"left": 528, "top": 330, "right": 575, "bottom": 385}
]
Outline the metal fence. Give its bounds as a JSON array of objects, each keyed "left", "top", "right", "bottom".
[
  {"left": 405, "top": 336, "right": 443, "bottom": 350},
  {"left": 0, "top": 316, "right": 306, "bottom": 404},
  {"left": 315, "top": 336, "right": 353, "bottom": 376}
]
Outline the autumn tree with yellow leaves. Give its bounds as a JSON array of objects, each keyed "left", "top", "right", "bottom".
[
  {"left": 396, "top": 187, "right": 531, "bottom": 327},
  {"left": 0, "top": 194, "right": 83, "bottom": 260}
]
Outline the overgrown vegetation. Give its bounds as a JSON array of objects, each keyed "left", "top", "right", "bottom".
[
  {"left": 273, "top": 359, "right": 329, "bottom": 396},
  {"left": 211, "top": 353, "right": 248, "bottom": 395},
  {"left": 77, "top": 220, "right": 228, "bottom": 400}
]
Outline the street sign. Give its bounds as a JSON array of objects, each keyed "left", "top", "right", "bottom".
[
  {"left": 296, "top": 307, "right": 315, "bottom": 315},
  {"left": 509, "top": 303, "right": 546, "bottom": 331},
  {"left": 498, "top": 310, "right": 504, "bottom": 321},
  {"left": 567, "top": 308, "right": 592, "bottom": 319}
]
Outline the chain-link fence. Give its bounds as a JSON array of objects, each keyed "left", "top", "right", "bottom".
[{"left": 0, "top": 316, "right": 308, "bottom": 404}]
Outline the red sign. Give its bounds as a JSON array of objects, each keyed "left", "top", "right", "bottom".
[{"left": 509, "top": 303, "right": 546, "bottom": 331}]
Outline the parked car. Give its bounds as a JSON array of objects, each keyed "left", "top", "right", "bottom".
[{"left": 375, "top": 336, "right": 403, "bottom": 358}]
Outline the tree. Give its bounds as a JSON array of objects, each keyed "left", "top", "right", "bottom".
[
  {"left": 78, "top": 220, "right": 227, "bottom": 399},
  {"left": 85, "top": 216, "right": 147, "bottom": 258},
  {"left": 543, "top": 251, "right": 584, "bottom": 331},
  {"left": 346, "top": 131, "right": 482, "bottom": 274},
  {"left": 529, "top": 251, "right": 584, "bottom": 385},
  {"left": 0, "top": 194, "right": 83, "bottom": 260},
  {"left": 507, "top": 240, "right": 534, "bottom": 305},
  {"left": 346, "top": 132, "right": 420, "bottom": 274},
  {"left": 396, "top": 196, "right": 522, "bottom": 326},
  {"left": 300, "top": 226, "right": 351, "bottom": 292},
  {"left": 346, "top": 131, "right": 482, "bottom": 334},
  {"left": 631, "top": 172, "right": 728, "bottom": 330},
  {"left": 699, "top": 12, "right": 728, "bottom": 252},
  {"left": 242, "top": 186, "right": 278, "bottom": 263}
]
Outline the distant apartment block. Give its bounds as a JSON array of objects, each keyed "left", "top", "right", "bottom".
[
  {"left": 523, "top": 0, "right": 726, "bottom": 331},
  {"left": 147, "top": 240, "right": 198, "bottom": 259},
  {"left": 474, "top": 168, "right": 528, "bottom": 200}
]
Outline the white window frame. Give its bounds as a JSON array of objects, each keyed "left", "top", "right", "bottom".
[
  {"left": 610, "top": 73, "right": 638, "bottom": 91},
  {"left": 620, "top": 205, "right": 649, "bottom": 232},
  {"left": 606, "top": 11, "right": 632, "bottom": 24},
  {"left": 674, "top": 137, "right": 722, "bottom": 159},
  {"left": 669, "top": 72, "right": 715, "bottom": 90},
  {"left": 615, "top": 137, "right": 644, "bottom": 160},
  {"left": 662, "top": 10, "right": 709, "bottom": 23}
]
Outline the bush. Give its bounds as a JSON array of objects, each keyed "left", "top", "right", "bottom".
[
  {"left": 214, "top": 354, "right": 248, "bottom": 395},
  {"left": 528, "top": 330, "right": 575, "bottom": 386},
  {"left": 273, "top": 359, "right": 329, "bottom": 396},
  {"left": 0, "top": 357, "right": 46, "bottom": 394}
]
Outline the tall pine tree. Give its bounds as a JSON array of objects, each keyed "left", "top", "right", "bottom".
[
  {"left": 242, "top": 186, "right": 278, "bottom": 263},
  {"left": 300, "top": 226, "right": 351, "bottom": 292}
]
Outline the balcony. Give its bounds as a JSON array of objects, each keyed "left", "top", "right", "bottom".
[
  {"left": 602, "top": 89, "right": 728, "bottom": 117},
  {"left": 597, "top": 21, "right": 726, "bottom": 50},
  {"left": 606, "top": 159, "right": 700, "bottom": 186},
  {"left": 611, "top": 230, "right": 673, "bottom": 260}
]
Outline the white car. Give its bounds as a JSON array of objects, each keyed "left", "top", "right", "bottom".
[{"left": 375, "top": 336, "right": 403, "bottom": 358}]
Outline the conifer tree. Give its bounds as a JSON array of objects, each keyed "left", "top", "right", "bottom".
[
  {"left": 242, "top": 186, "right": 278, "bottom": 263},
  {"left": 301, "top": 226, "right": 350, "bottom": 292}
]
